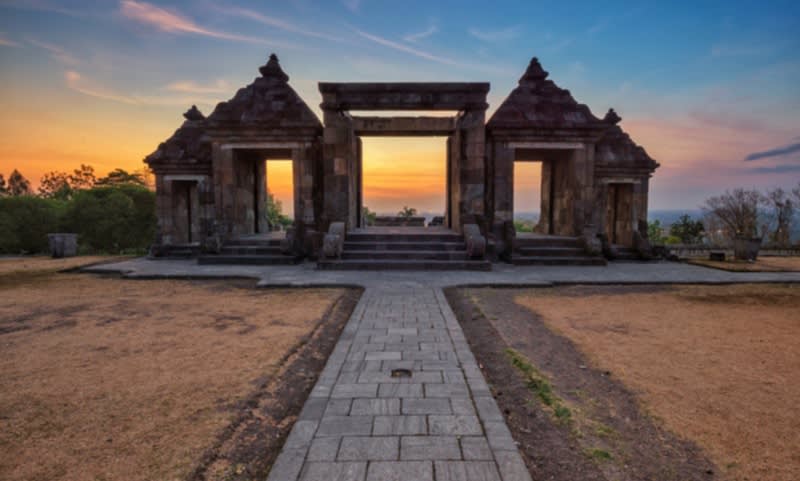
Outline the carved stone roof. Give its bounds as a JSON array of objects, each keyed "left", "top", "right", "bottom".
[
  {"left": 144, "top": 105, "right": 211, "bottom": 170},
  {"left": 206, "top": 54, "right": 322, "bottom": 132},
  {"left": 487, "top": 57, "right": 605, "bottom": 132},
  {"left": 595, "top": 109, "right": 659, "bottom": 174}
]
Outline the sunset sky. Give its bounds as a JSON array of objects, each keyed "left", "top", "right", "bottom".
[{"left": 1, "top": 0, "right": 798, "bottom": 216}]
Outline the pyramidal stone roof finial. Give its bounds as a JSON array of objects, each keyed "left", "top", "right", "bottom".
[
  {"left": 520, "top": 57, "right": 549, "bottom": 83},
  {"left": 183, "top": 105, "right": 205, "bottom": 121},
  {"left": 604, "top": 108, "right": 622, "bottom": 124},
  {"left": 259, "top": 53, "right": 289, "bottom": 82}
]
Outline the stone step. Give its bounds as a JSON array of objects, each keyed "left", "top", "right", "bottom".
[
  {"left": 318, "top": 259, "right": 492, "bottom": 271},
  {"left": 515, "top": 236, "right": 583, "bottom": 248},
  {"left": 511, "top": 256, "right": 607, "bottom": 266},
  {"left": 342, "top": 250, "right": 470, "bottom": 261},
  {"left": 220, "top": 246, "right": 283, "bottom": 255},
  {"left": 343, "top": 241, "right": 467, "bottom": 251},
  {"left": 346, "top": 233, "right": 464, "bottom": 243},
  {"left": 224, "top": 238, "right": 283, "bottom": 247},
  {"left": 197, "top": 255, "right": 299, "bottom": 265},
  {"left": 516, "top": 246, "right": 586, "bottom": 257}
]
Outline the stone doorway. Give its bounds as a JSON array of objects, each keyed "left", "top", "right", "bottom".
[
  {"left": 170, "top": 180, "right": 200, "bottom": 244},
  {"left": 358, "top": 136, "right": 448, "bottom": 228},
  {"left": 605, "top": 183, "right": 635, "bottom": 247}
]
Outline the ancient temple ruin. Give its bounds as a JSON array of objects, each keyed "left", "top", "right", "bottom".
[{"left": 145, "top": 54, "right": 658, "bottom": 269}]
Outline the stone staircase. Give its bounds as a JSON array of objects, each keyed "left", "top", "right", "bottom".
[
  {"left": 198, "top": 236, "right": 301, "bottom": 265},
  {"left": 512, "top": 234, "right": 606, "bottom": 266},
  {"left": 610, "top": 245, "right": 641, "bottom": 261},
  {"left": 153, "top": 243, "right": 201, "bottom": 259},
  {"left": 318, "top": 229, "right": 492, "bottom": 271}
]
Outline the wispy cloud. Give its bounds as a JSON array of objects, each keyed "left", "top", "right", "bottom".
[
  {"left": 65, "top": 69, "right": 221, "bottom": 106},
  {"left": 220, "top": 6, "right": 343, "bottom": 42},
  {"left": 744, "top": 141, "right": 800, "bottom": 161},
  {"left": 404, "top": 25, "right": 438, "bottom": 43},
  {"left": 164, "top": 79, "right": 231, "bottom": 94},
  {"left": 65, "top": 70, "right": 137, "bottom": 104},
  {"left": 28, "top": 39, "right": 80, "bottom": 65},
  {"left": 119, "top": 1, "right": 293, "bottom": 47},
  {"left": 354, "top": 28, "right": 460, "bottom": 66},
  {"left": 342, "top": 0, "right": 361, "bottom": 13},
  {"left": 710, "top": 43, "right": 773, "bottom": 57},
  {"left": 0, "top": 33, "right": 21, "bottom": 47},
  {"left": 467, "top": 26, "right": 521, "bottom": 43},
  {"left": 0, "top": 0, "right": 86, "bottom": 18}
]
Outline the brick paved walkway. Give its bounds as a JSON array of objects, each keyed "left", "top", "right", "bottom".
[{"left": 266, "top": 287, "right": 532, "bottom": 481}]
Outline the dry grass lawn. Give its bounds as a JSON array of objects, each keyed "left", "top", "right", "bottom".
[
  {"left": 0, "top": 260, "right": 346, "bottom": 481},
  {"left": 515, "top": 284, "right": 800, "bottom": 481},
  {"left": 690, "top": 256, "right": 800, "bottom": 272}
]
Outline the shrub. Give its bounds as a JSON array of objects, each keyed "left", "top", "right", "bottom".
[
  {"left": 0, "top": 196, "right": 65, "bottom": 254},
  {"left": 61, "top": 185, "right": 156, "bottom": 253}
]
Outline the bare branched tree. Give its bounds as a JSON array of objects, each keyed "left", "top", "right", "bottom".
[
  {"left": 702, "top": 188, "right": 764, "bottom": 240},
  {"left": 763, "top": 187, "right": 795, "bottom": 247}
]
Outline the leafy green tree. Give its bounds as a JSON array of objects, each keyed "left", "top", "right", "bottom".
[
  {"left": 647, "top": 220, "right": 666, "bottom": 244},
  {"left": 38, "top": 171, "right": 73, "bottom": 199},
  {"left": 7, "top": 169, "right": 32, "bottom": 196},
  {"left": 514, "top": 220, "right": 534, "bottom": 233},
  {"left": 265, "top": 191, "right": 291, "bottom": 229},
  {"left": 669, "top": 214, "right": 705, "bottom": 244},
  {"left": 61, "top": 185, "right": 156, "bottom": 253},
  {"left": 398, "top": 206, "right": 417, "bottom": 218},
  {"left": 69, "top": 164, "right": 96, "bottom": 189},
  {"left": 95, "top": 168, "right": 146, "bottom": 187},
  {"left": 362, "top": 206, "right": 377, "bottom": 226},
  {"left": 0, "top": 196, "right": 64, "bottom": 253}
]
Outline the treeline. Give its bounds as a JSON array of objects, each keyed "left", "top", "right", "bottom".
[
  {"left": 0, "top": 166, "right": 156, "bottom": 255},
  {"left": 650, "top": 185, "right": 800, "bottom": 247}
]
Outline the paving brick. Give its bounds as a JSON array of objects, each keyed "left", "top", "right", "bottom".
[
  {"left": 400, "top": 436, "right": 461, "bottom": 460},
  {"left": 324, "top": 399, "right": 352, "bottom": 417},
  {"left": 450, "top": 398, "right": 477, "bottom": 416},
  {"left": 460, "top": 437, "right": 493, "bottom": 461},
  {"left": 483, "top": 421, "right": 517, "bottom": 451},
  {"left": 493, "top": 451, "right": 533, "bottom": 481},
  {"left": 350, "top": 398, "right": 400, "bottom": 415},
  {"left": 402, "top": 398, "right": 452, "bottom": 415},
  {"left": 378, "top": 384, "right": 423, "bottom": 398},
  {"left": 373, "top": 415, "right": 427, "bottom": 435},
  {"left": 366, "top": 461, "right": 433, "bottom": 481},
  {"left": 338, "top": 436, "right": 399, "bottom": 461},
  {"left": 331, "top": 383, "right": 378, "bottom": 399},
  {"left": 434, "top": 461, "right": 501, "bottom": 481},
  {"left": 474, "top": 397, "right": 504, "bottom": 422},
  {"left": 266, "top": 448, "right": 306, "bottom": 481},
  {"left": 425, "top": 383, "right": 469, "bottom": 398},
  {"left": 364, "top": 351, "right": 402, "bottom": 361},
  {"left": 307, "top": 437, "right": 340, "bottom": 462},
  {"left": 299, "top": 461, "right": 367, "bottom": 481},
  {"left": 284, "top": 420, "right": 318, "bottom": 449},
  {"left": 317, "top": 416, "right": 374, "bottom": 437},
  {"left": 428, "top": 415, "right": 483, "bottom": 436}
]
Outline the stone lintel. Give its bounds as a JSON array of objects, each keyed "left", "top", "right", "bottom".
[
  {"left": 506, "top": 141, "right": 584, "bottom": 150},
  {"left": 220, "top": 142, "right": 308, "bottom": 150},
  {"left": 319, "top": 82, "right": 490, "bottom": 111},
  {"left": 163, "top": 174, "right": 208, "bottom": 182},
  {"left": 352, "top": 116, "right": 455, "bottom": 136}
]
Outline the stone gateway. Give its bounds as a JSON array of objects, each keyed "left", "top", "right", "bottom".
[{"left": 145, "top": 54, "right": 658, "bottom": 269}]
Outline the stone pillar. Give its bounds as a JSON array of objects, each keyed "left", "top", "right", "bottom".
[
  {"left": 455, "top": 108, "right": 486, "bottom": 232},
  {"left": 293, "top": 143, "right": 318, "bottom": 230},
  {"left": 447, "top": 130, "right": 462, "bottom": 229},
  {"left": 322, "top": 110, "right": 357, "bottom": 230},
  {"left": 490, "top": 139, "right": 514, "bottom": 229},
  {"left": 212, "top": 143, "right": 235, "bottom": 237},
  {"left": 154, "top": 175, "right": 173, "bottom": 245}
]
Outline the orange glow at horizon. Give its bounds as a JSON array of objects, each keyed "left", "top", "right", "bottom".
[
  {"left": 361, "top": 137, "right": 447, "bottom": 215},
  {"left": 266, "top": 160, "right": 294, "bottom": 217},
  {"left": 514, "top": 161, "right": 542, "bottom": 214}
]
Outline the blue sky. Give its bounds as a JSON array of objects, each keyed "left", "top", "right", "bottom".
[{"left": 1, "top": 0, "right": 798, "bottom": 211}]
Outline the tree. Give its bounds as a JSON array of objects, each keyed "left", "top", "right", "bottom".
[
  {"left": 0, "top": 174, "right": 7, "bottom": 196},
  {"left": 7, "top": 169, "right": 32, "bottom": 196},
  {"left": 68, "top": 164, "right": 96, "bottom": 189},
  {"left": 0, "top": 196, "right": 64, "bottom": 254},
  {"left": 362, "top": 206, "right": 377, "bottom": 226},
  {"left": 703, "top": 188, "right": 765, "bottom": 240},
  {"left": 398, "top": 206, "right": 417, "bottom": 218},
  {"left": 95, "top": 168, "right": 146, "bottom": 187},
  {"left": 762, "top": 187, "right": 795, "bottom": 247},
  {"left": 669, "top": 214, "right": 705, "bottom": 244},
  {"left": 647, "top": 219, "right": 666, "bottom": 244},
  {"left": 39, "top": 171, "right": 73, "bottom": 199},
  {"left": 265, "top": 191, "right": 291, "bottom": 229}
]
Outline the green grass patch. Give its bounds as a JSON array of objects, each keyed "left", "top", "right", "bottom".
[
  {"left": 586, "top": 448, "right": 613, "bottom": 461},
  {"left": 505, "top": 348, "right": 572, "bottom": 424}
]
